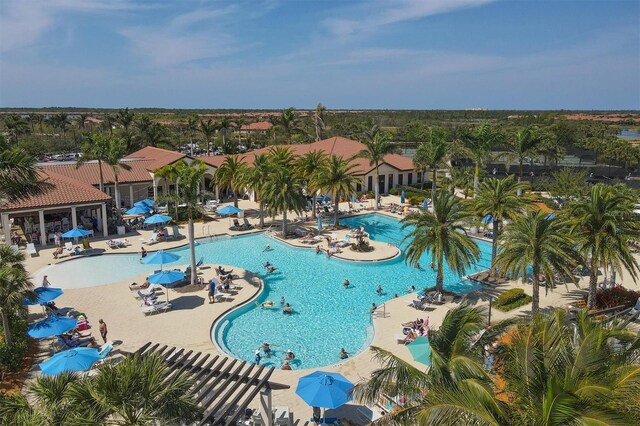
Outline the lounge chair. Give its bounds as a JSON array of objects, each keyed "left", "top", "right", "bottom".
[
  {"left": 171, "top": 225, "right": 184, "bottom": 239},
  {"left": 26, "top": 243, "right": 38, "bottom": 256},
  {"left": 98, "top": 341, "right": 114, "bottom": 358},
  {"left": 140, "top": 302, "right": 172, "bottom": 315},
  {"left": 64, "top": 241, "right": 74, "bottom": 254},
  {"left": 409, "top": 299, "right": 427, "bottom": 310},
  {"left": 140, "top": 232, "right": 159, "bottom": 245},
  {"left": 243, "top": 217, "right": 254, "bottom": 230},
  {"left": 195, "top": 256, "right": 204, "bottom": 268},
  {"left": 231, "top": 219, "right": 242, "bottom": 230}
]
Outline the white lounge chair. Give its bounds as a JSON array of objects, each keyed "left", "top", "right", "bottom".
[
  {"left": 10, "top": 244, "right": 19, "bottom": 254},
  {"left": 64, "top": 241, "right": 74, "bottom": 253},
  {"left": 26, "top": 243, "right": 38, "bottom": 257},
  {"left": 140, "top": 302, "right": 172, "bottom": 315},
  {"left": 140, "top": 232, "right": 159, "bottom": 245}
]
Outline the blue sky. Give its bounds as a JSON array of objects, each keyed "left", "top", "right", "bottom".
[{"left": 1, "top": 0, "right": 638, "bottom": 109}]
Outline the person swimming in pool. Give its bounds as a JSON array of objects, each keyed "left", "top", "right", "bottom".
[
  {"left": 343, "top": 279, "right": 350, "bottom": 288},
  {"left": 285, "top": 349, "right": 295, "bottom": 360},
  {"left": 261, "top": 342, "right": 272, "bottom": 356},
  {"left": 283, "top": 303, "right": 293, "bottom": 314},
  {"left": 280, "top": 296, "right": 286, "bottom": 306},
  {"left": 339, "top": 348, "right": 349, "bottom": 359},
  {"left": 376, "top": 285, "right": 383, "bottom": 295},
  {"left": 263, "top": 244, "right": 271, "bottom": 252}
]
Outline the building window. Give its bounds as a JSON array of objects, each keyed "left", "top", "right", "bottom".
[
  {"left": 169, "top": 184, "right": 176, "bottom": 192},
  {"left": 417, "top": 172, "right": 422, "bottom": 183},
  {"left": 398, "top": 174, "right": 403, "bottom": 186},
  {"left": 408, "top": 173, "right": 413, "bottom": 185},
  {"left": 388, "top": 174, "right": 394, "bottom": 192},
  {"left": 147, "top": 186, "right": 154, "bottom": 197},
  {"left": 367, "top": 176, "right": 373, "bottom": 191},
  {"left": 356, "top": 183, "right": 362, "bottom": 192}
]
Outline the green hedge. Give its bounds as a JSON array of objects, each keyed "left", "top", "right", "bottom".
[
  {"left": 0, "top": 317, "right": 29, "bottom": 372},
  {"left": 494, "top": 288, "right": 532, "bottom": 312}
]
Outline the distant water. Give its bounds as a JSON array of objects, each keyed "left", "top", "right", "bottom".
[{"left": 618, "top": 129, "right": 640, "bottom": 139}]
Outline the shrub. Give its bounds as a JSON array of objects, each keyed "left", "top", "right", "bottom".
[
  {"left": 389, "top": 188, "right": 400, "bottom": 196},
  {"left": 496, "top": 295, "right": 533, "bottom": 312},
  {"left": 0, "top": 317, "right": 29, "bottom": 372},
  {"left": 587, "top": 286, "right": 640, "bottom": 310},
  {"left": 494, "top": 288, "right": 532, "bottom": 312}
]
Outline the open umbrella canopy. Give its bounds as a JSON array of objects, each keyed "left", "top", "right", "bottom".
[
  {"left": 296, "top": 371, "right": 353, "bottom": 409},
  {"left": 39, "top": 347, "right": 102, "bottom": 375},
  {"left": 126, "top": 205, "right": 151, "bottom": 215},
  {"left": 481, "top": 214, "right": 494, "bottom": 225},
  {"left": 61, "top": 227, "right": 91, "bottom": 238},
  {"left": 147, "top": 270, "right": 185, "bottom": 286},
  {"left": 144, "top": 214, "right": 172, "bottom": 224},
  {"left": 408, "top": 336, "right": 431, "bottom": 366},
  {"left": 217, "top": 205, "right": 243, "bottom": 215},
  {"left": 28, "top": 316, "right": 77, "bottom": 339},
  {"left": 400, "top": 191, "right": 406, "bottom": 204},
  {"left": 24, "top": 287, "right": 63, "bottom": 305},
  {"left": 135, "top": 198, "right": 154, "bottom": 208},
  {"left": 142, "top": 250, "right": 180, "bottom": 265}
]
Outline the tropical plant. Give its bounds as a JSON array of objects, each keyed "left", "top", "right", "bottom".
[
  {"left": 401, "top": 191, "right": 480, "bottom": 293},
  {"left": 268, "top": 146, "right": 296, "bottom": 168},
  {"left": 354, "top": 305, "right": 505, "bottom": 426},
  {"left": 114, "top": 108, "right": 136, "bottom": 152},
  {"left": 494, "top": 211, "right": 581, "bottom": 313},
  {"left": 459, "top": 122, "right": 502, "bottom": 195},
  {"left": 262, "top": 165, "right": 306, "bottom": 237},
  {"left": 314, "top": 103, "right": 327, "bottom": 141},
  {"left": 570, "top": 184, "right": 640, "bottom": 309},
  {"left": 76, "top": 132, "right": 111, "bottom": 192},
  {"left": 356, "top": 131, "right": 399, "bottom": 210},
  {"left": 200, "top": 118, "right": 216, "bottom": 154},
  {"left": 159, "top": 161, "right": 207, "bottom": 286},
  {"left": 501, "top": 126, "right": 542, "bottom": 178},
  {"left": 0, "top": 353, "right": 203, "bottom": 425},
  {"left": 499, "top": 310, "right": 640, "bottom": 424},
  {"left": 274, "top": 107, "right": 304, "bottom": 143},
  {"left": 242, "top": 154, "right": 271, "bottom": 228},
  {"left": 217, "top": 117, "right": 234, "bottom": 153},
  {"left": 0, "top": 246, "right": 34, "bottom": 347},
  {"left": 316, "top": 155, "right": 358, "bottom": 228},
  {"left": 104, "top": 136, "right": 132, "bottom": 219},
  {"left": 448, "top": 166, "right": 474, "bottom": 199},
  {"left": 2, "top": 115, "right": 31, "bottom": 143},
  {"left": 212, "top": 155, "right": 247, "bottom": 207},
  {"left": 413, "top": 126, "right": 450, "bottom": 196},
  {"left": 186, "top": 116, "right": 198, "bottom": 155},
  {"left": 472, "top": 176, "right": 531, "bottom": 271},
  {"left": 295, "top": 150, "right": 329, "bottom": 219},
  {"left": 0, "top": 135, "right": 52, "bottom": 203},
  {"left": 546, "top": 168, "right": 590, "bottom": 199}
]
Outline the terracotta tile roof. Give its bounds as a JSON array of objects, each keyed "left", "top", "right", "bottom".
[
  {"left": 201, "top": 136, "right": 414, "bottom": 175},
  {"left": 1, "top": 169, "right": 111, "bottom": 212},
  {"left": 44, "top": 159, "right": 154, "bottom": 185},
  {"left": 126, "top": 146, "right": 187, "bottom": 171},
  {"left": 240, "top": 121, "right": 273, "bottom": 131}
]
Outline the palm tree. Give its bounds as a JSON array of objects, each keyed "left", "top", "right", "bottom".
[
  {"left": 262, "top": 166, "right": 306, "bottom": 237},
  {"left": 295, "top": 150, "right": 329, "bottom": 219},
  {"left": 115, "top": 108, "right": 136, "bottom": 151},
  {"left": 494, "top": 211, "right": 581, "bottom": 313},
  {"left": 499, "top": 310, "right": 640, "bottom": 424},
  {"left": 402, "top": 191, "right": 480, "bottom": 293},
  {"left": 316, "top": 155, "right": 358, "bottom": 228},
  {"left": 104, "top": 136, "right": 132, "bottom": 218},
  {"left": 460, "top": 122, "right": 502, "bottom": 195},
  {"left": 413, "top": 126, "right": 450, "bottom": 197},
  {"left": 448, "top": 166, "right": 474, "bottom": 199},
  {"left": 314, "top": 103, "right": 327, "bottom": 141},
  {"left": 242, "top": 154, "right": 271, "bottom": 228},
  {"left": 275, "top": 107, "right": 303, "bottom": 143},
  {"left": 186, "top": 116, "right": 198, "bottom": 155},
  {"left": 3, "top": 115, "right": 31, "bottom": 143},
  {"left": 354, "top": 305, "right": 505, "bottom": 425},
  {"left": 268, "top": 146, "right": 296, "bottom": 168},
  {"left": 76, "top": 132, "right": 111, "bottom": 192},
  {"left": 472, "top": 176, "right": 531, "bottom": 272},
  {"left": 570, "top": 184, "right": 640, "bottom": 309},
  {"left": 217, "top": 118, "right": 234, "bottom": 153},
  {"left": 502, "top": 126, "right": 542, "bottom": 178},
  {"left": 200, "top": 118, "right": 216, "bottom": 155},
  {"left": 212, "top": 155, "right": 247, "bottom": 207},
  {"left": 356, "top": 131, "right": 399, "bottom": 210},
  {"left": 234, "top": 117, "right": 247, "bottom": 149},
  {"left": 154, "top": 162, "right": 181, "bottom": 218},
  {"left": 0, "top": 135, "right": 52, "bottom": 203},
  {"left": 0, "top": 246, "right": 34, "bottom": 346}
]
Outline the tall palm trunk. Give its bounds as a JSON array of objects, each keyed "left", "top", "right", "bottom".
[
  {"left": 531, "top": 264, "right": 540, "bottom": 313},
  {"left": 373, "top": 164, "right": 380, "bottom": 210},
  {"left": 1, "top": 311, "right": 12, "bottom": 346},
  {"left": 431, "top": 168, "right": 437, "bottom": 199},
  {"left": 114, "top": 175, "right": 121, "bottom": 220},
  {"left": 587, "top": 257, "right": 598, "bottom": 309},
  {"left": 258, "top": 201, "right": 265, "bottom": 228},
  {"left": 519, "top": 160, "right": 524, "bottom": 178},
  {"left": 334, "top": 198, "right": 340, "bottom": 229},
  {"left": 490, "top": 219, "right": 499, "bottom": 274},
  {"left": 233, "top": 192, "right": 238, "bottom": 208},
  {"left": 474, "top": 161, "right": 480, "bottom": 197},
  {"left": 282, "top": 210, "right": 287, "bottom": 237},
  {"left": 188, "top": 217, "right": 196, "bottom": 286},
  {"left": 435, "top": 257, "right": 444, "bottom": 293},
  {"left": 311, "top": 194, "right": 317, "bottom": 219}
]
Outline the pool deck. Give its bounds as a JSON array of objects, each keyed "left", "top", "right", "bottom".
[{"left": 20, "top": 196, "right": 607, "bottom": 423}]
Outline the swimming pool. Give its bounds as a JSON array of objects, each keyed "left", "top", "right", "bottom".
[{"left": 37, "top": 214, "right": 492, "bottom": 369}]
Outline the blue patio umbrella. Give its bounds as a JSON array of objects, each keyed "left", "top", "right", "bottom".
[
  {"left": 147, "top": 270, "right": 185, "bottom": 302},
  {"left": 482, "top": 214, "right": 494, "bottom": 225},
  {"left": 134, "top": 198, "right": 154, "bottom": 208},
  {"left": 317, "top": 215, "right": 323, "bottom": 231},
  {"left": 400, "top": 191, "right": 406, "bottom": 204},
  {"left": 216, "top": 205, "right": 243, "bottom": 215},
  {"left": 39, "top": 347, "right": 102, "bottom": 375},
  {"left": 61, "top": 227, "right": 91, "bottom": 238},
  {"left": 24, "top": 287, "right": 63, "bottom": 305},
  {"left": 28, "top": 316, "right": 77, "bottom": 339},
  {"left": 407, "top": 336, "right": 431, "bottom": 367},
  {"left": 126, "top": 205, "right": 151, "bottom": 215},
  {"left": 296, "top": 371, "right": 353, "bottom": 410},
  {"left": 142, "top": 250, "right": 180, "bottom": 270},
  {"left": 316, "top": 195, "right": 331, "bottom": 203},
  {"left": 144, "top": 214, "right": 172, "bottom": 224}
]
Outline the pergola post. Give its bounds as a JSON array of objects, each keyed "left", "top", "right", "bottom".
[
  {"left": 129, "top": 185, "right": 134, "bottom": 207},
  {"left": 71, "top": 206, "right": 78, "bottom": 229},
  {"left": 101, "top": 203, "right": 108, "bottom": 237},
  {"left": 38, "top": 209, "right": 47, "bottom": 246},
  {"left": 1, "top": 212, "right": 10, "bottom": 245},
  {"left": 259, "top": 388, "right": 273, "bottom": 426}
]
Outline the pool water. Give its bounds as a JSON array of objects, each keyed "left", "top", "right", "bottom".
[{"left": 37, "top": 214, "right": 492, "bottom": 369}]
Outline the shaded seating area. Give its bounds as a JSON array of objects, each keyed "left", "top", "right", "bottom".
[{"left": 133, "top": 342, "right": 291, "bottom": 425}]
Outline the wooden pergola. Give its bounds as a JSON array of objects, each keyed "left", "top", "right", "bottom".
[{"left": 133, "top": 342, "right": 291, "bottom": 425}]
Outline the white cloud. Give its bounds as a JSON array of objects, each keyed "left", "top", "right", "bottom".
[{"left": 323, "top": 0, "right": 495, "bottom": 39}]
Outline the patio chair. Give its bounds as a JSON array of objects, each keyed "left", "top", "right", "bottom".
[
  {"left": 140, "top": 232, "right": 159, "bottom": 245},
  {"left": 64, "top": 241, "right": 74, "bottom": 254},
  {"left": 171, "top": 225, "right": 183, "bottom": 239},
  {"left": 140, "top": 302, "right": 172, "bottom": 315},
  {"left": 232, "top": 219, "right": 242, "bottom": 230},
  {"left": 243, "top": 217, "right": 254, "bottom": 230},
  {"left": 26, "top": 243, "right": 38, "bottom": 256}
]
